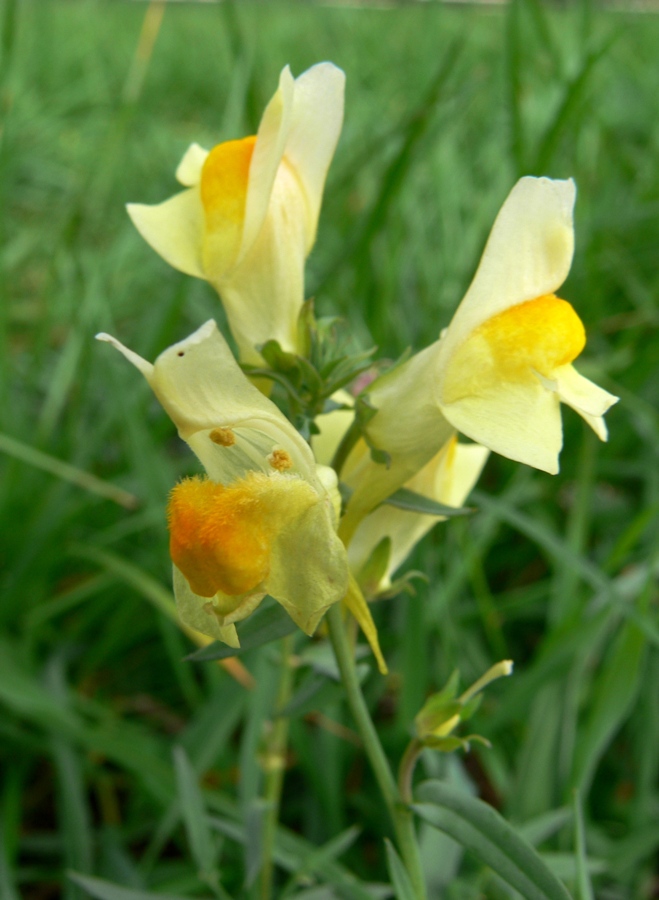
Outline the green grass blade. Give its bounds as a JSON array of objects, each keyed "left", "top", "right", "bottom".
[
  {"left": 569, "top": 619, "right": 646, "bottom": 795},
  {"left": 67, "top": 871, "right": 215, "bottom": 900},
  {"left": 383, "top": 838, "right": 416, "bottom": 900},
  {"left": 572, "top": 791, "right": 594, "bottom": 900},
  {"left": 172, "top": 745, "right": 219, "bottom": 888},
  {"left": 0, "top": 431, "right": 138, "bottom": 508}
]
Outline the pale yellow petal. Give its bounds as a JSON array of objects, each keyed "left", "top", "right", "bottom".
[
  {"left": 100, "top": 320, "right": 319, "bottom": 487},
  {"left": 239, "top": 65, "right": 296, "bottom": 263},
  {"left": 552, "top": 364, "right": 618, "bottom": 421},
  {"left": 339, "top": 344, "right": 454, "bottom": 542},
  {"left": 127, "top": 189, "right": 205, "bottom": 279},
  {"left": 269, "top": 493, "right": 349, "bottom": 635},
  {"left": 315, "top": 464, "right": 342, "bottom": 525},
  {"left": 213, "top": 163, "right": 307, "bottom": 363},
  {"left": 348, "top": 438, "right": 489, "bottom": 586},
  {"left": 438, "top": 177, "right": 575, "bottom": 363},
  {"left": 283, "top": 62, "right": 345, "bottom": 250},
  {"left": 439, "top": 380, "right": 562, "bottom": 474},
  {"left": 311, "top": 391, "right": 354, "bottom": 467},
  {"left": 176, "top": 142, "right": 209, "bottom": 186},
  {"left": 173, "top": 566, "right": 244, "bottom": 647}
]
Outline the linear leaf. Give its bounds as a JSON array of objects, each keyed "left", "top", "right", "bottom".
[
  {"left": 570, "top": 619, "right": 646, "bottom": 794},
  {"left": 172, "top": 745, "right": 218, "bottom": 883},
  {"left": 383, "top": 488, "right": 473, "bottom": 518},
  {"left": 572, "top": 791, "right": 594, "bottom": 900},
  {"left": 383, "top": 839, "right": 416, "bottom": 900},
  {"left": 413, "top": 781, "right": 572, "bottom": 900},
  {"left": 67, "top": 871, "right": 214, "bottom": 900}
]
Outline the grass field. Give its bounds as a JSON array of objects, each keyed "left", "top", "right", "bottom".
[{"left": 1, "top": 0, "right": 659, "bottom": 898}]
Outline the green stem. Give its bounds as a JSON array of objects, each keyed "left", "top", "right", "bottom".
[
  {"left": 326, "top": 604, "right": 427, "bottom": 900},
  {"left": 398, "top": 738, "right": 423, "bottom": 806},
  {"left": 260, "top": 634, "right": 295, "bottom": 900}
]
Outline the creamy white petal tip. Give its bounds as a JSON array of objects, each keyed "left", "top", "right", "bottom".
[
  {"left": 176, "top": 142, "right": 209, "bottom": 186},
  {"left": 96, "top": 332, "right": 154, "bottom": 379}
]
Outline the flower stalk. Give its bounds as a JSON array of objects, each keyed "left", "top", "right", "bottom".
[{"left": 326, "top": 604, "right": 427, "bottom": 900}]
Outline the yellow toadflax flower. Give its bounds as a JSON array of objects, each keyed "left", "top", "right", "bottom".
[
  {"left": 340, "top": 177, "right": 618, "bottom": 540},
  {"left": 127, "top": 63, "right": 345, "bottom": 365},
  {"left": 431, "top": 176, "right": 618, "bottom": 473},
  {"left": 96, "top": 321, "right": 348, "bottom": 648}
]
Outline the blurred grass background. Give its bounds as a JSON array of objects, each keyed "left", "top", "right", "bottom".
[{"left": 1, "top": 0, "right": 658, "bottom": 897}]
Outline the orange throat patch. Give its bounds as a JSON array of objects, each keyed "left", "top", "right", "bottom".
[
  {"left": 477, "top": 293, "right": 586, "bottom": 380},
  {"left": 167, "top": 474, "right": 271, "bottom": 598}
]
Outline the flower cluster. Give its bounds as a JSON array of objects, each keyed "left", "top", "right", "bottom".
[{"left": 99, "top": 63, "right": 618, "bottom": 668}]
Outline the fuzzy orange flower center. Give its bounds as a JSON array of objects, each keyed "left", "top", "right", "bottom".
[{"left": 168, "top": 474, "right": 271, "bottom": 598}]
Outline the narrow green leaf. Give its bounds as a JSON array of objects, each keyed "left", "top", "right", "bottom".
[
  {"left": 471, "top": 491, "right": 612, "bottom": 596},
  {"left": 383, "top": 839, "right": 417, "bottom": 900},
  {"left": 69, "top": 544, "right": 177, "bottom": 621},
  {"left": 534, "top": 37, "right": 616, "bottom": 172},
  {"left": 0, "top": 431, "right": 138, "bottom": 508},
  {"left": 244, "top": 798, "right": 267, "bottom": 888},
  {"left": 51, "top": 735, "right": 94, "bottom": 897},
  {"left": 570, "top": 619, "right": 646, "bottom": 794},
  {"left": 517, "top": 808, "right": 571, "bottom": 847},
  {"left": 0, "top": 812, "right": 19, "bottom": 900},
  {"left": 208, "top": 813, "right": 376, "bottom": 900},
  {"left": 383, "top": 488, "right": 473, "bottom": 518},
  {"left": 186, "top": 601, "right": 297, "bottom": 661},
  {"left": 67, "top": 871, "right": 214, "bottom": 900},
  {"left": 572, "top": 791, "right": 594, "bottom": 900},
  {"left": 288, "top": 826, "right": 362, "bottom": 890},
  {"left": 278, "top": 671, "right": 339, "bottom": 719},
  {"left": 413, "top": 781, "right": 572, "bottom": 900},
  {"left": 172, "top": 745, "right": 218, "bottom": 884}
]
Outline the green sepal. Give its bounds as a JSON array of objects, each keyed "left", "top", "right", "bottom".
[
  {"left": 356, "top": 394, "right": 391, "bottom": 467},
  {"left": 415, "top": 698, "right": 462, "bottom": 739},
  {"left": 258, "top": 338, "right": 300, "bottom": 373},
  {"left": 422, "top": 735, "right": 470, "bottom": 753}
]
